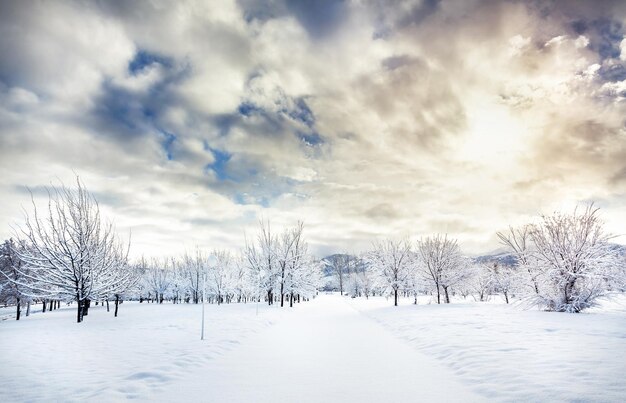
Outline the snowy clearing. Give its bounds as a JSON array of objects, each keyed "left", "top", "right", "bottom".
[
  {"left": 1, "top": 294, "right": 625, "bottom": 402},
  {"left": 350, "top": 294, "right": 626, "bottom": 402}
]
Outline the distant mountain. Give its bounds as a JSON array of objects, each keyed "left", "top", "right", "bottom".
[
  {"left": 320, "top": 253, "right": 358, "bottom": 277},
  {"left": 609, "top": 243, "right": 626, "bottom": 257},
  {"left": 473, "top": 243, "right": 626, "bottom": 267},
  {"left": 473, "top": 252, "right": 518, "bottom": 267}
]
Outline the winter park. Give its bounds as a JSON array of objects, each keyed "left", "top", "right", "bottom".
[{"left": 2, "top": 1, "right": 626, "bottom": 402}]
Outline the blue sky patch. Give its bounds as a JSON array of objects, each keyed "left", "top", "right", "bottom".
[
  {"left": 161, "top": 132, "right": 177, "bottom": 160},
  {"left": 206, "top": 147, "right": 233, "bottom": 181},
  {"left": 128, "top": 50, "right": 173, "bottom": 75}
]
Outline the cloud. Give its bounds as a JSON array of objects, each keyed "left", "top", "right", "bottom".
[{"left": 1, "top": 0, "right": 626, "bottom": 257}]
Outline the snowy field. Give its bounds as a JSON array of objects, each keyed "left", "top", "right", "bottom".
[
  {"left": 350, "top": 294, "right": 626, "bottom": 402},
  {"left": 1, "top": 294, "right": 625, "bottom": 402}
]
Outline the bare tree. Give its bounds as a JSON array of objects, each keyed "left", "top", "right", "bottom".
[
  {"left": 528, "top": 205, "right": 622, "bottom": 312},
  {"left": 366, "top": 239, "right": 412, "bottom": 306},
  {"left": 497, "top": 225, "right": 540, "bottom": 295},
  {"left": 208, "top": 250, "right": 233, "bottom": 305},
  {"left": 417, "top": 234, "right": 463, "bottom": 304},
  {"left": 323, "top": 254, "right": 350, "bottom": 296},
  {"left": 182, "top": 249, "right": 205, "bottom": 304},
  {"left": 147, "top": 258, "right": 172, "bottom": 304},
  {"left": 0, "top": 239, "right": 30, "bottom": 320},
  {"left": 276, "top": 222, "right": 300, "bottom": 307},
  {"left": 8, "top": 178, "right": 130, "bottom": 323},
  {"left": 487, "top": 261, "right": 513, "bottom": 304},
  {"left": 244, "top": 220, "right": 277, "bottom": 305},
  {"left": 284, "top": 223, "right": 319, "bottom": 306}
]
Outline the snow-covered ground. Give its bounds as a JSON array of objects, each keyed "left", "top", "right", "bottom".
[
  {"left": 0, "top": 301, "right": 285, "bottom": 402},
  {"left": 349, "top": 294, "right": 626, "bottom": 402},
  {"left": 1, "top": 294, "right": 625, "bottom": 402}
]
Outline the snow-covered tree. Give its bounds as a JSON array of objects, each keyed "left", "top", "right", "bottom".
[
  {"left": 357, "top": 255, "right": 376, "bottom": 299},
  {"left": 527, "top": 205, "right": 623, "bottom": 312},
  {"left": 366, "top": 239, "right": 413, "bottom": 306},
  {"left": 146, "top": 258, "right": 172, "bottom": 304},
  {"left": 323, "top": 254, "right": 350, "bottom": 295},
  {"left": 0, "top": 239, "right": 31, "bottom": 320},
  {"left": 417, "top": 234, "right": 464, "bottom": 304},
  {"left": 244, "top": 220, "right": 278, "bottom": 305},
  {"left": 208, "top": 250, "right": 233, "bottom": 304},
  {"left": 8, "top": 178, "right": 131, "bottom": 322},
  {"left": 276, "top": 222, "right": 301, "bottom": 307},
  {"left": 182, "top": 249, "right": 206, "bottom": 304},
  {"left": 284, "top": 226, "right": 320, "bottom": 306},
  {"left": 487, "top": 261, "right": 514, "bottom": 304},
  {"left": 497, "top": 224, "right": 540, "bottom": 295},
  {"left": 466, "top": 263, "right": 493, "bottom": 302}
]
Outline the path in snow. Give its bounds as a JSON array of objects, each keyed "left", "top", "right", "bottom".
[{"left": 159, "top": 294, "right": 483, "bottom": 402}]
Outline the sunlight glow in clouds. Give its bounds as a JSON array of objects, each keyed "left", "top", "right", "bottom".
[{"left": 1, "top": 0, "right": 625, "bottom": 257}]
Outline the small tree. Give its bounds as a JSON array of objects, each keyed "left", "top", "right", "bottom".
[
  {"left": 487, "top": 261, "right": 513, "bottom": 304},
  {"left": 497, "top": 225, "right": 540, "bottom": 295},
  {"left": 417, "top": 234, "right": 463, "bottom": 304},
  {"left": 244, "top": 220, "right": 278, "bottom": 305},
  {"left": 366, "top": 239, "right": 412, "bottom": 306},
  {"left": 322, "top": 254, "right": 350, "bottom": 296},
  {"left": 528, "top": 205, "right": 622, "bottom": 312},
  {"left": 0, "top": 239, "right": 30, "bottom": 320}
]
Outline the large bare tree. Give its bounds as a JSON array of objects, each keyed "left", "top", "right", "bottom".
[
  {"left": 528, "top": 205, "right": 622, "bottom": 312},
  {"left": 8, "top": 178, "right": 131, "bottom": 322}
]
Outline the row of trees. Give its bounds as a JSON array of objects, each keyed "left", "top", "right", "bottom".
[
  {"left": 133, "top": 222, "right": 321, "bottom": 308},
  {"left": 2, "top": 177, "right": 623, "bottom": 317},
  {"left": 326, "top": 205, "right": 624, "bottom": 312},
  {"left": 1, "top": 178, "right": 322, "bottom": 322}
]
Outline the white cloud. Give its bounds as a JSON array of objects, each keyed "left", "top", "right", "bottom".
[{"left": 1, "top": 0, "right": 626, "bottom": 258}]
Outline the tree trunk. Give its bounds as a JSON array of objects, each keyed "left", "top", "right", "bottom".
[
  {"left": 106, "top": 299, "right": 110, "bottom": 312},
  {"left": 394, "top": 289, "right": 398, "bottom": 306},
  {"left": 444, "top": 286, "right": 450, "bottom": 304},
  {"left": 504, "top": 292, "right": 509, "bottom": 304},
  {"left": 77, "top": 299, "right": 83, "bottom": 323},
  {"left": 16, "top": 298, "right": 21, "bottom": 320},
  {"left": 280, "top": 280, "right": 284, "bottom": 307},
  {"left": 26, "top": 300, "right": 31, "bottom": 316},
  {"left": 289, "top": 293, "right": 293, "bottom": 307},
  {"left": 82, "top": 299, "right": 91, "bottom": 316},
  {"left": 42, "top": 299, "right": 47, "bottom": 313},
  {"left": 114, "top": 295, "right": 120, "bottom": 317},
  {"left": 436, "top": 285, "right": 441, "bottom": 304}
]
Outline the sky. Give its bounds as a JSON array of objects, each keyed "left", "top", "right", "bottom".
[{"left": 1, "top": 0, "right": 626, "bottom": 258}]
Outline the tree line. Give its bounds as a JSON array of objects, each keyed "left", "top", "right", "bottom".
[
  {"left": 2, "top": 178, "right": 624, "bottom": 319},
  {"left": 133, "top": 220, "right": 320, "bottom": 308},
  {"left": 0, "top": 178, "right": 322, "bottom": 323},
  {"left": 325, "top": 205, "right": 625, "bottom": 312}
]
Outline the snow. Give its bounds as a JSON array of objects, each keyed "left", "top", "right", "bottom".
[
  {"left": 0, "top": 301, "right": 283, "bottom": 401},
  {"left": 349, "top": 294, "right": 626, "bottom": 402},
  {"left": 1, "top": 294, "right": 625, "bottom": 402}
]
